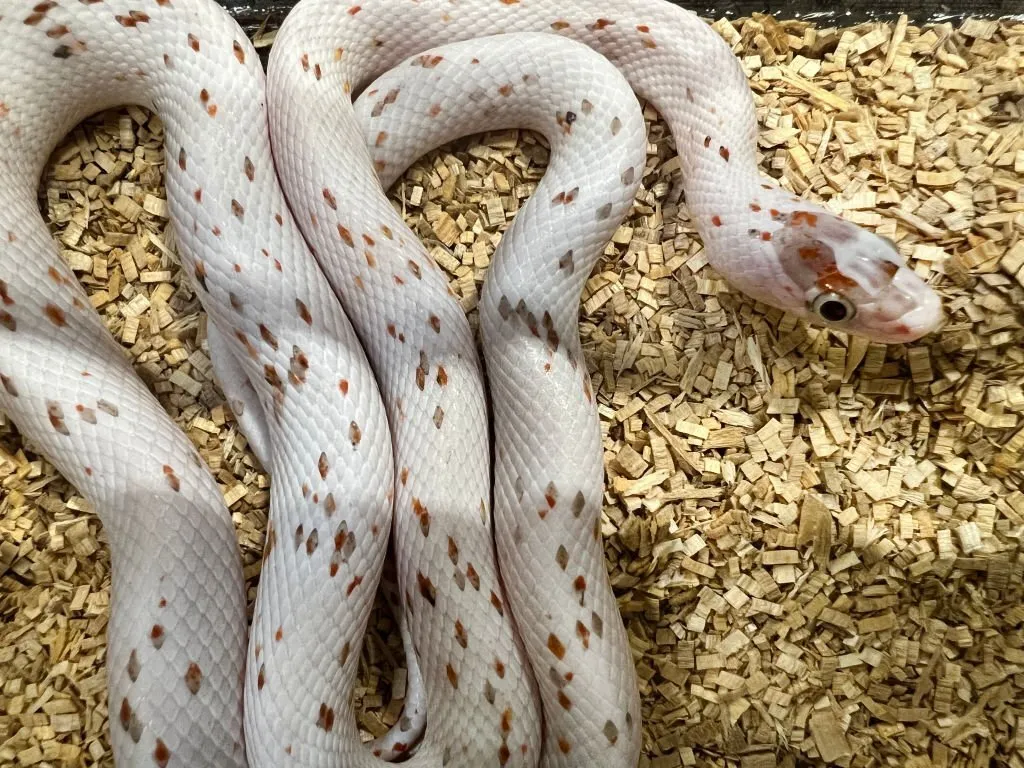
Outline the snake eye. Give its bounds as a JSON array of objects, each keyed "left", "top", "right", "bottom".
[{"left": 811, "top": 293, "right": 856, "bottom": 323}]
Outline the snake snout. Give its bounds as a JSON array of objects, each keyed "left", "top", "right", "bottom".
[{"left": 861, "top": 266, "right": 944, "bottom": 342}]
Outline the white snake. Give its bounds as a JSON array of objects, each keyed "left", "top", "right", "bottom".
[{"left": 0, "top": 0, "right": 943, "bottom": 766}]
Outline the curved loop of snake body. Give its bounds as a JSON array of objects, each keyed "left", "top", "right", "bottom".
[
  {"left": 328, "top": 31, "right": 650, "bottom": 767},
  {"left": 0, "top": 0, "right": 944, "bottom": 766}
]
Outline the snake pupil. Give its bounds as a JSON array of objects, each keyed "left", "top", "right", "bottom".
[{"left": 819, "top": 300, "right": 848, "bottom": 322}]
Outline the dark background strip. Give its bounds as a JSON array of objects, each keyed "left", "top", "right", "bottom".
[{"left": 220, "top": 0, "right": 1024, "bottom": 36}]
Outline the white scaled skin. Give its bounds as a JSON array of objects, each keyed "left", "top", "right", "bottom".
[
  {"left": 0, "top": 1, "right": 395, "bottom": 767},
  {"left": 350, "top": 33, "right": 647, "bottom": 767},
  {"left": 1, "top": 0, "right": 947, "bottom": 766}
]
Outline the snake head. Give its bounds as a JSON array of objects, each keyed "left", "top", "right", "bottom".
[{"left": 770, "top": 207, "right": 943, "bottom": 343}]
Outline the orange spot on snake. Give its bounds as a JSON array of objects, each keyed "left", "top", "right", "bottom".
[
  {"left": 184, "top": 662, "right": 202, "bottom": 694},
  {"left": 346, "top": 575, "right": 363, "bottom": 595},
  {"left": 114, "top": 10, "right": 151, "bottom": 27},
  {"left": 577, "top": 620, "right": 591, "bottom": 648},
  {"left": 454, "top": 620, "right": 468, "bottom": 648},
  {"left": 119, "top": 698, "right": 132, "bottom": 729},
  {"left": 817, "top": 268, "right": 859, "bottom": 292},
  {"left": 259, "top": 324, "right": 278, "bottom": 350},
  {"left": 417, "top": 572, "right": 437, "bottom": 605},
  {"left": 547, "top": 633, "right": 566, "bottom": 659},
  {"left": 162, "top": 465, "right": 181, "bottom": 492},
  {"left": 153, "top": 740, "right": 171, "bottom": 767},
  {"left": 44, "top": 304, "right": 66, "bottom": 326},
  {"left": 317, "top": 703, "right": 336, "bottom": 730}
]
